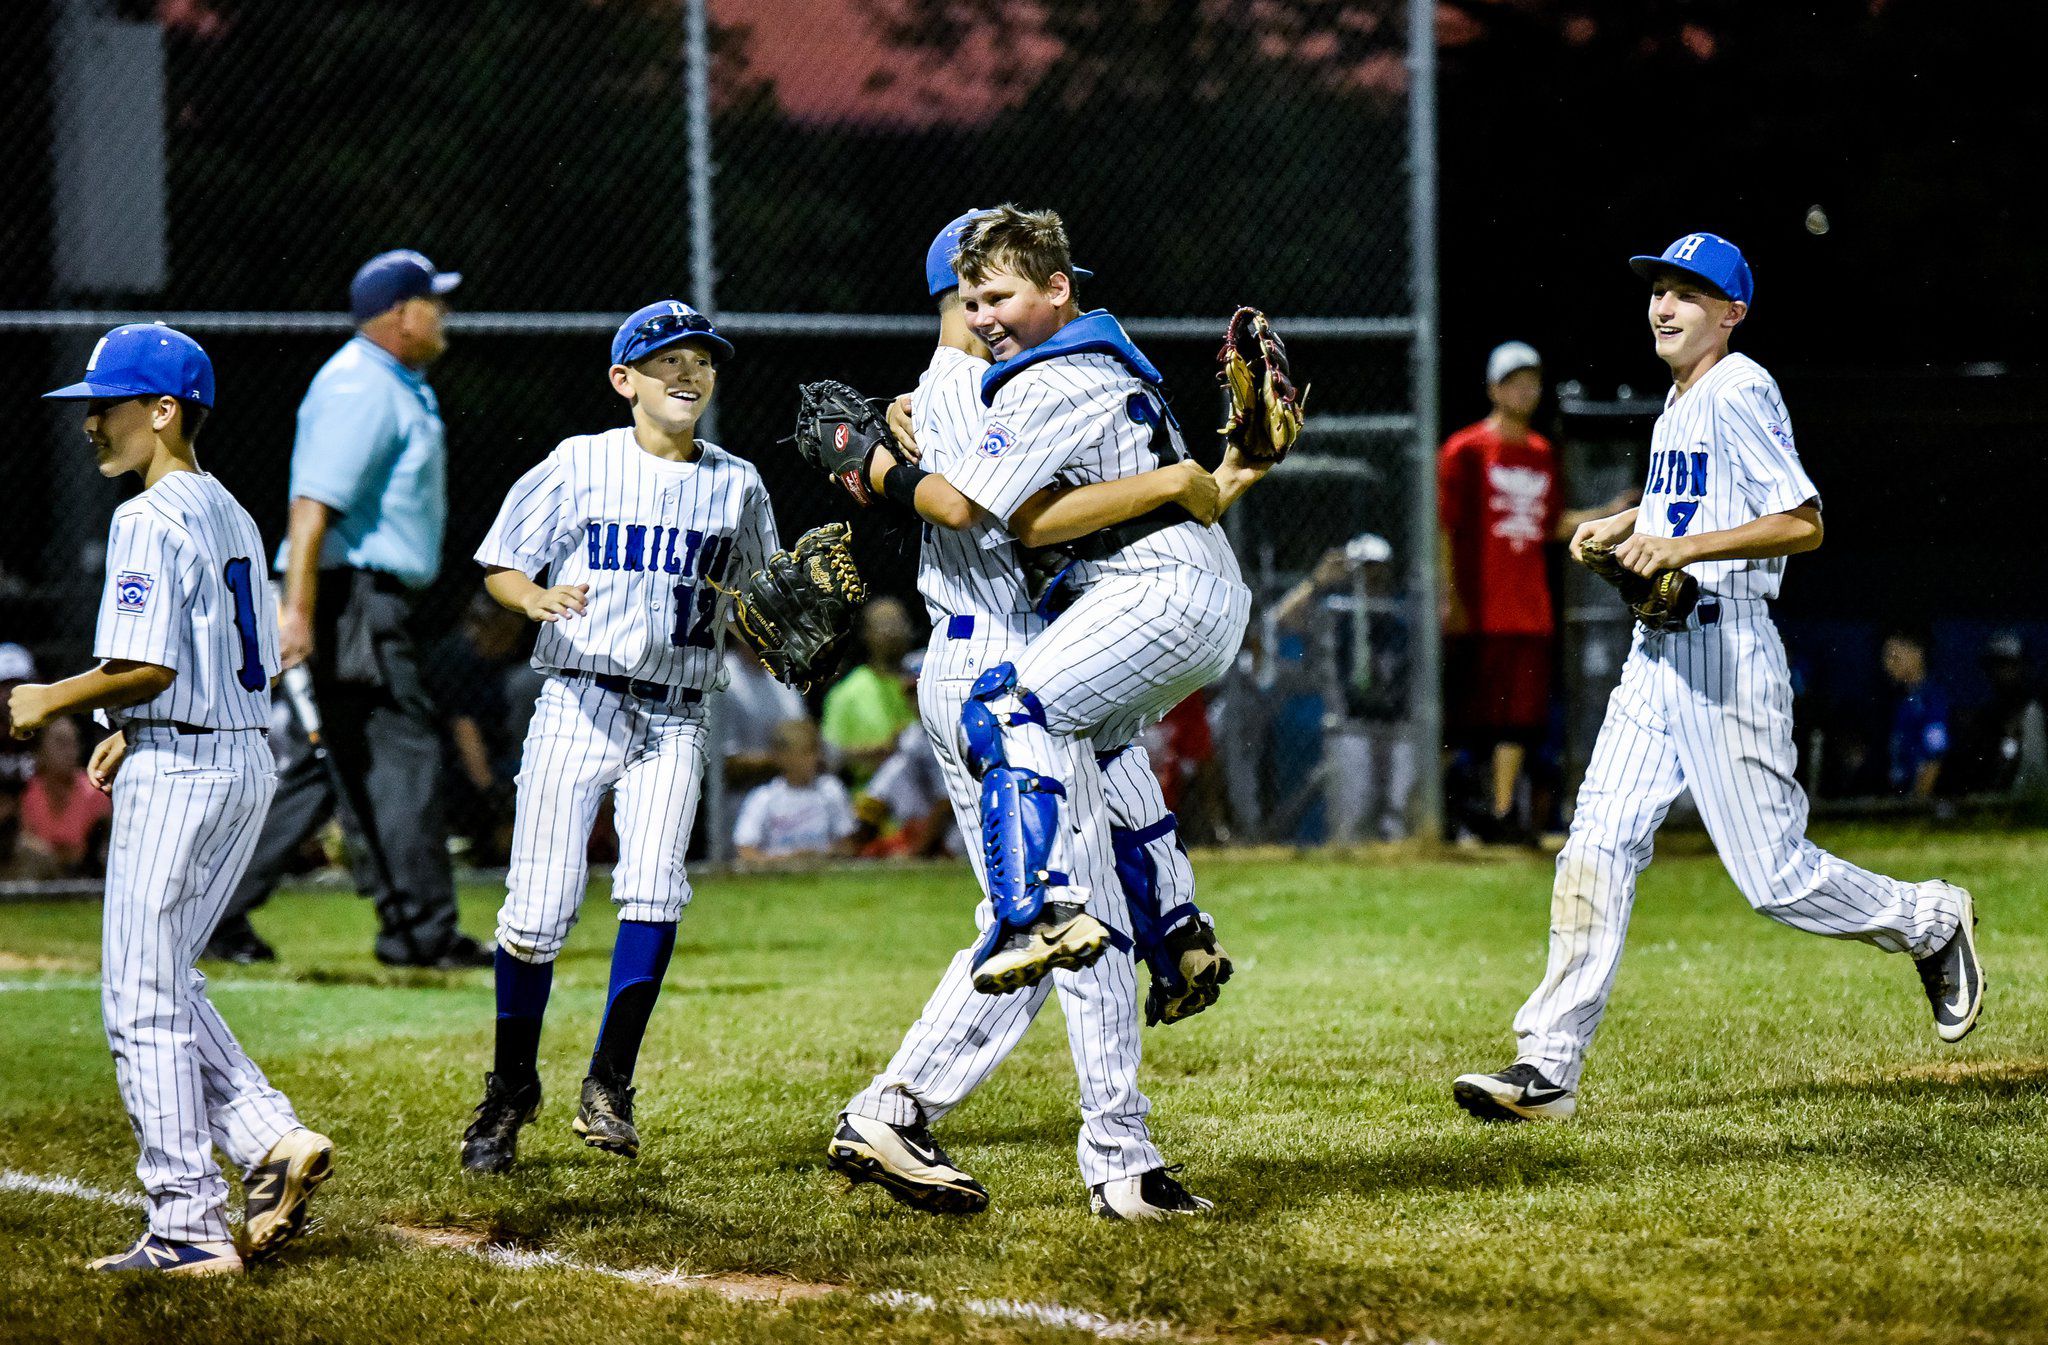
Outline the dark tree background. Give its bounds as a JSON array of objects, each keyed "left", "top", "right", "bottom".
[{"left": 6, "top": 0, "right": 2043, "bottom": 659}]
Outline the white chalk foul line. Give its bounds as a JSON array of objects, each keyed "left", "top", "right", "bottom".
[
  {"left": 2, "top": 1166, "right": 1176, "bottom": 1340},
  {"left": 0, "top": 1169, "right": 147, "bottom": 1209}
]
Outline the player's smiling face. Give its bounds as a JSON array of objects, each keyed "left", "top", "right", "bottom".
[
  {"left": 961, "top": 264, "right": 1072, "bottom": 361},
  {"left": 81, "top": 396, "right": 172, "bottom": 478},
  {"left": 611, "top": 340, "right": 718, "bottom": 434},
  {"left": 1647, "top": 269, "right": 1745, "bottom": 369}
]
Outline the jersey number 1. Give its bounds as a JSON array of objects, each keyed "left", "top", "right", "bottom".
[{"left": 222, "top": 558, "right": 266, "bottom": 692}]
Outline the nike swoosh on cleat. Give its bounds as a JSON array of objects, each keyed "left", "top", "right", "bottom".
[
  {"left": 1944, "top": 970, "right": 1972, "bottom": 1020},
  {"left": 1521, "top": 1088, "right": 1571, "bottom": 1106},
  {"left": 896, "top": 1135, "right": 944, "bottom": 1168}
]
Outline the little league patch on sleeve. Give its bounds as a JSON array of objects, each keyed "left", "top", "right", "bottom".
[
  {"left": 978, "top": 424, "right": 1015, "bottom": 458},
  {"left": 114, "top": 572, "right": 154, "bottom": 614}
]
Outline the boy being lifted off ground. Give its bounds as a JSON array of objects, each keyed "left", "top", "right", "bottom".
[
  {"left": 816, "top": 209, "right": 1255, "bottom": 1221},
  {"left": 1453, "top": 233, "right": 1982, "bottom": 1123},
  {"left": 831, "top": 205, "right": 1267, "bottom": 1217},
  {"left": 460, "top": 302, "right": 778, "bottom": 1172}
]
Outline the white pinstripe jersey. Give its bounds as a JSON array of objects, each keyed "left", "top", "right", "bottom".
[
  {"left": 912, "top": 346, "right": 1032, "bottom": 623},
  {"left": 476, "top": 429, "right": 779, "bottom": 690},
  {"left": 945, "top": 317, "right": 1240, "bottom": 586},
  {"left": 94, "top": 471, "right": 280, "bottom": 730},
  {"left": 1635, "top": 352, "right": 1819, "bottom": 600}
]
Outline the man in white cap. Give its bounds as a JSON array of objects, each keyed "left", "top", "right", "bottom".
[{"left": 1438, "top": 342, "right": 1632, "bottom": 842}]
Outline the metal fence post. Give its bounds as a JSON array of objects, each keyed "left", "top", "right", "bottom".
[
  {"left": 1406, "top": 0, "right": 1443, "bottom": 843},
  {"left": 684, "top": 0, "right": 733, "bottom": 865}
]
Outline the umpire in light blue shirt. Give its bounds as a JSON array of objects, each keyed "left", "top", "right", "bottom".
[{"left": 207, "top": 250, "right": 490, "bottom": 969}]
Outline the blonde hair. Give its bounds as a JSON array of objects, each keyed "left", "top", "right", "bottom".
[{"left": 954, "top": 204, "right": 1077, "bottom": 294}]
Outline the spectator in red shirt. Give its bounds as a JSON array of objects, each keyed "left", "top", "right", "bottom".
[
  {"left": 13, "top": 715, "right": 112, "bottom": 878},
  {"left": 1439, "top": 342, "right": 1633, "bottom": 841}
]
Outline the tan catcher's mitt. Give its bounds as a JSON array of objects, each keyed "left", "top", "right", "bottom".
[{"left": 1218, "top": 305, "right": 1307, "bottom": 463}]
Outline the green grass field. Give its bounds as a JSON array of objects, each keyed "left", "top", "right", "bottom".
[{"left": 2, "top": 826, "right": 2044, "bottom": 1344}]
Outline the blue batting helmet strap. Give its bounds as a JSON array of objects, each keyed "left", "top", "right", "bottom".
[
  {"left": 1628, "top": 232, "right": 1754, "bottom": 306},
  {"left": 44, "top": 324, "right": 216, "bottom": 408},
  {"left": 976, "top": 767, "right": 1067, "bottom": 936}
]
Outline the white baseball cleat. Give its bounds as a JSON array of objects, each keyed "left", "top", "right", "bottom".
[
  {"left": 971, "top": 902, "right": 1111, "bottom": 995},
  {"left": 1452, "top": 1063, "right": 1578, "bottom": 1121},
  {"left": 1089, "top": 1166, "right": 1214, "bottom": 1221},
  {"left": 828, "top": 1112, "right": 989, "bottom": 1215}
]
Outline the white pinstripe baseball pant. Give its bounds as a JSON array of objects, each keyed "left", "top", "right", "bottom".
[
  {"left": 844, "top": 575, "right": 1241, "bottom": 1185},
  {"left": 104, "top": 727, "right": 304, "bottom": 1244},
  {"left": 496, "top": 674, "right": 708, "bottom": 963},
  {"left": 1515, "top": 598, "right": 1967, "bottom": 1089}
]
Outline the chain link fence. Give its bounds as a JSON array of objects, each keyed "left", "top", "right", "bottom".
[{"left": 4, "top": 0, "right": 1435, "bottom": 887}]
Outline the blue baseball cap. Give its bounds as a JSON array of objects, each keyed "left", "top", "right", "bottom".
[
  {"left": 927, "top": 208, "right": 1095, "bottom": 297},
  {"left": 611, "top": 300, "right": 734, "bottom": 366},
  {"left": 43, "top": 324, "right": 216, "bottom": 408},
  {"left": 1629, "top": 232, "right": 1753, "bottom": 306},
  {"left": 350, "top": 249, "right": 462, "bottom": 322}
]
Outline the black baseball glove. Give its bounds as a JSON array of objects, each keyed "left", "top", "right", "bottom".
[
  {"left": 794, "top": 379, "right": 894, "bottom": 507},
  {"left": 1579, "top": 541, "right": 1701, "bottom": 632},
  {"left": 731, "top": 523, "right": 868, "bottom": 691}
]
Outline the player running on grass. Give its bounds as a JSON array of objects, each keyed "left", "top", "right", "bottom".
[
  {"left": 826, "top": 209, "right": 1250, "bottom": 1220},
  {"left": 1452, "top": 233, "right": 1983, "bottom": 1123},
  {"left": 16, "top": 326, "right": 333, "bottom": 1273},
  {"left": 459, "top": 302, "right": 778, "bottom": 1173}
]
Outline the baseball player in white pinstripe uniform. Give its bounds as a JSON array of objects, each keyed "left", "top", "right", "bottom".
[
  {"left": 827, "top": 211, "right": 1243, "bottom": 1220},
  {"left": 13, "top": 326, "right": 333, "bottom": 1274},
  {"left": 459, "top": 302, "right": 778, "bottom": 1172},
  {"left": 839, "top": 206, "right": 1268, "bottom": 1218},
  {"left": 1454, "top": 234, "right": 1983, "bottom": 1123}
]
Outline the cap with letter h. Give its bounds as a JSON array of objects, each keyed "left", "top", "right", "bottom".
[
  {"left": 612, "top": 300, "right": 734, "bottom": 366},
  {"left": 1629, "top": 232, "right": 1753, "bottom": 306},
  {"left": 43, "top": 323, "right": 215, "bottom": 408}
]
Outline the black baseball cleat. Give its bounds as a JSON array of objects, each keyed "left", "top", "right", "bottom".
[
  {"left": 971, "top": 902, "right": 1111, "bottom": 995},
  {"left": 204, "top": 919, "right": 276, "bottom": 965},
  {"left": 828, "top": 1113, "right": 990, "bottom": 1215},
  {"left": 380, "top": 933, "right": 495, "bottom": 970},
  {"left": 1452, "top": 1062, "right": 1578, "bottom": 1121},
  {"left": 461, "top": 1072, "right": 541, "bottom": 1174},
  {"left": 1089, "top": 1166, "right": 1214, "bottom": 1221},
  {"left": 573, "top": 1066, "right": 640, "bottom": 1158},
  {"left": 1915, "top": 882, "right": 1983, "bottom": 1043},
  {"left": 1145, "top": 920, "right": 1234, "bottom": 1026},
  {"left": 239, "top": 1127, "right": 335, "bottom": 1261}
]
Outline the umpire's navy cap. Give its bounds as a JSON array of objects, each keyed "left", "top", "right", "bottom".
[
  {"left": 44, "top": 323, "right": 216, "bottom": 409},
  {"left": 1629, "top": 232, "right": 1753, "bottom": 307},
  {"left": 612, "top": 301, "right": 734, "bottom": 366},
  {"left": 351, "top": 249, "right": 462, "bottom": 323}
]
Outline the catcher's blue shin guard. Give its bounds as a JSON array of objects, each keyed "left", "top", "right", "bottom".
[
  {"left": 1111, "top": 814, "right": 1201, "bottom": 995},
  {"left": 960, "top": 664, "right": 1069, "bottom": 966},
  {"left": 969, "top": 767, "right": 1069, "bottom": 967}
]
